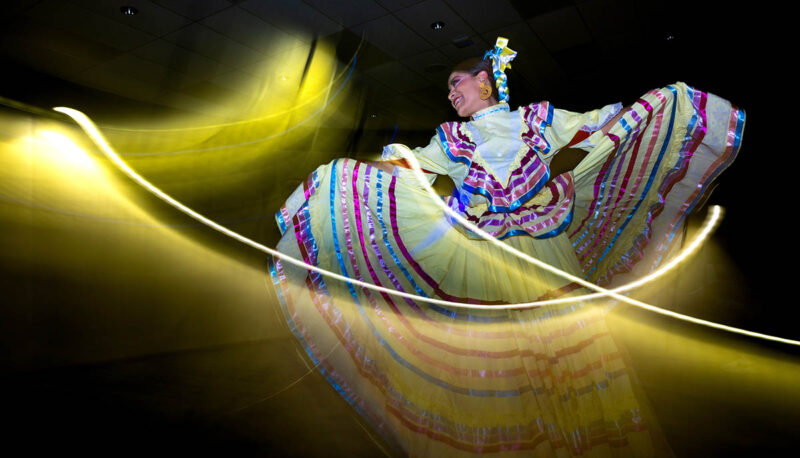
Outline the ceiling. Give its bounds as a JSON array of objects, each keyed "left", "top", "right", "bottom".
[{"left": 0, "top": 0, "right": 715, "bottom": 133}]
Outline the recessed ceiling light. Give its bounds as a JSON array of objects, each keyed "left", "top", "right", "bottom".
[
  {"left": 120, "top": 6, "right": 138, "bottom": 15},
  {"left": 430, "top": 21, "right": 445, "bottom": 30}
]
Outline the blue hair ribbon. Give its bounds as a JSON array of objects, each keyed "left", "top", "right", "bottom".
[{"left": 483, "top": 37, "right": 517, "bottom": 103}]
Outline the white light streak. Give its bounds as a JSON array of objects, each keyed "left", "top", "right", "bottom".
[{"left": 55, "top": 106, "right": 800, "bottom": 347}]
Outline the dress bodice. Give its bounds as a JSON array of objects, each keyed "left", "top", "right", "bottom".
[
  {"left": 381, "top": 100, "right": 623, "bottom": 240},
  {"left": 463, "top": 104, "right": 526, "bottom": 185}
]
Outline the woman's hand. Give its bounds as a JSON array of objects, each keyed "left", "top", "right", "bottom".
[
  {"left": 600, "top": 106, "right": 628, "bottom": 136},
  {"left": 370, "top": 161, "right": 395, "bottom": 173},
  {"left": 370, "top": 159, "right": 410, "bottom": 174}
]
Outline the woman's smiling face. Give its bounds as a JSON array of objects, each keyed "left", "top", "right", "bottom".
[{"left": 447, "top": 70, "right": 495, "bottom": 118}]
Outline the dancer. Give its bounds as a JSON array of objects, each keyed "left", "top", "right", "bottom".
[{"left": 269, "top": 38, "right": 744, "bottom": 456}]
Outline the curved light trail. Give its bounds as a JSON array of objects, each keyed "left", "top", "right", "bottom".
[{"left": 54, "top": 106, "right": 800, "bottom": 347}]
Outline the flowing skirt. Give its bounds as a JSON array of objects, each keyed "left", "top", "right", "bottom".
[{"left": 269, "top": 83, "right": 744, "bottom": 456}]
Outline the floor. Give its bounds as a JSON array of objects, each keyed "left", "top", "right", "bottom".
[
  {"left": 2, "top": 338, "right": 395, "bottom": 457},
  {"left": 4, "top": 316, "right": 799, "bottom": 457}
]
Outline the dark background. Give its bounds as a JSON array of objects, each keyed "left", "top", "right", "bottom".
[{"left": 1, "top": 1, "right": 795, "bottom": 456}]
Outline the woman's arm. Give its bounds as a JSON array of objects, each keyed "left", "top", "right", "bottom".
[
  {"left": 370, "top": 159, "right": 407, "bottom": 173},
  {"left": 378, "top": 135, "right": 451, "bottom": 176},
  {"left": 599, "top": 107, "right": 627, "bottom": 136},
  {"left": 546, "top": 105, "right": 628, "bottom": 181}
]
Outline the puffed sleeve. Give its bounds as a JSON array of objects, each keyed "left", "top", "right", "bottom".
[
  {"left": 543, "top": 102, "right": 623, "bottom": 153},
  {"left": 380, "top": 134, "right": 451, "bottom": 176}
]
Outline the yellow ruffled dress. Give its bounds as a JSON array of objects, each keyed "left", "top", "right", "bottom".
[{"left": 269, "top": 82, "right": 744, "bottom": 456}]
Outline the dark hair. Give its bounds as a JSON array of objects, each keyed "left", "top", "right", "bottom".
[{"left": 450, "top": 57, "right": 498, "bottom": 101}]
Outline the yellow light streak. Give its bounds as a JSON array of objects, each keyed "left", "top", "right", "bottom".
[
  {"left": 98, "top": 42, "right": 362, "bottom": 133},
  {"left": 37, "top": 130, "right": 97, "bottom": 171},
  {"left": 54, "top": 106, "right": 800, "bottom": 347}
]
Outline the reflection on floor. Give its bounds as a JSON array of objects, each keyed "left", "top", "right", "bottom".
[
  {"left": 2, "top": 339, "right": 394, "bottom": 457},
  {"left": 4, "top": 322, "right": 799, "bottom": 457}
]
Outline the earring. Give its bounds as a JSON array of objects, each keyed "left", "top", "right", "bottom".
[{"left": 479, "top": 81, "right": 492, "bottom": 100}]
